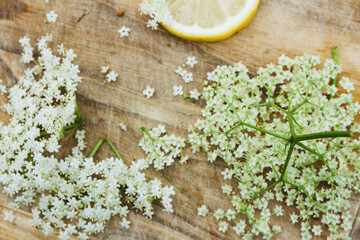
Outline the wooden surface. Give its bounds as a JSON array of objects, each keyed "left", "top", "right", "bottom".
[{"left": 0, "top": 0, "right": 360, "bottom": 239}]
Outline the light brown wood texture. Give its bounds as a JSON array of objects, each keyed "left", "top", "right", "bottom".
[{"left": 0, "top": 0, "right": 360, "bottom": 239}]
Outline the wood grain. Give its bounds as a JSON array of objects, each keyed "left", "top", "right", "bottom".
[{"left": 0, "top": 0, "right": 360, "bottom": 239}]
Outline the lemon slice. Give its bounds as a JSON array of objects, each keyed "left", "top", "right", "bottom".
[{"left": 163, "top": 0, "right": 260, "bottom": 42}]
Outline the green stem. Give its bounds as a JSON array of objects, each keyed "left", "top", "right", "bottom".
[
  {"left": 279, "top": 143, "right": 295, "bottom": 180},
  {"left": 288, "top": 112, "right": 296, "bottom": 137},
  {"left": 241, "top": 122, "right": 291, "bottom": 141},
  {"left": 296, "top": 142, "right": 322, "bottom": 158},
  {"left": 216, "top": 88, "right": 291, "bottom": 141},
  {"left": 141, "top": 127, "right": 155, "bottom": 142},
  {"left": 89, "top": 138, "right": 105, "bottom": 158},
  {"left": 294, "top": 131, "right": 352, "bottom": 142},
  {"left": 242, "top": 179, "right": 281, "bottom": 212},
  {"left": 105, "top": 139, "right": 123, "bottom": 160},
  {"left": 88, "top": 138, "right": 123, "bottom": 160}
]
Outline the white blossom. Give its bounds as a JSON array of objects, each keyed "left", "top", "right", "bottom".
[
  {"left": 46, "top": 10, "right": 58, "bottom": 23},
  {"left": 118, "top": 26, "right": 130, "bottom": 38}
]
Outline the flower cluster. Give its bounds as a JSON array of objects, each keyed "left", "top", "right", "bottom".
[
  {"left": 139, "top": 0, "right": 172, "bottom": 30},
  {"left": 175, "top": 56, "right": 197, "bottom": 83},
  {"left": 139, "top": 125, "right": 188, "bottom": 170},
  {"left": 101, "top": 65, "right": 118, "bottom": 83},
  {"left": 0, "top": 36, "right": 175, "bottom": 240},
  {"left": 189, "top": 53, "right": 360, "bottom": 239},
  {"left": 19, "top": 36, "right": 34, "bottom": 63}
]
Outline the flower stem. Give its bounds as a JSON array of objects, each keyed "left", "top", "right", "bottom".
[
  {"left": 241, "top": 122, "right": 291, "bottom": 141},
  {"left": 88, "top": 138, "right": 123, "bottom": 160},
  {"left": 89, "top": 138, "right": 105, "bottom": 158},
  {"left": 294, "top": 131, "right": 352, "bottom": 142},
  {"left": 279, "top": 142, "right": 295, "bottom": 180}
]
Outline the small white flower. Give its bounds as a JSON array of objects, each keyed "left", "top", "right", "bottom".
[
  {"left": 312, "top": 225, "right": 322, "bottom": 236},
  {"left": 290, "top": 213, "right": 298, "bottom": 224},
  {"left": 234, "top": 220, "right": 246, "bottom": 235},
  {"left": 189, "top": 89, "right": 201, "bottom": 100},
  {"left": 19, "top": 36, "right": 30, "bottom": 47},
  {"left": 274, "top": 205, "right": 283, "bottom": 216},
  {"left": 139, "top": 0, "right": 172, "bottom": 30},
  {"left": 120, "top": 218, "right": 131, "bottom": 229},
  {"left": 0, "top": 80, "right": 7, "bottom": 94},
  {"left": 143, "top": 85, "right": 155, "bottom": 99},
  {"left": 175, "top": 66, "right": 187, "bottom": 77},
  {"left": 173, "top": 85, "right": 183, "bottom": 96},
  {"left": 58, "top": 43, "right": 65, "bottom": 55},
  {"left": 118, "top": 123, "right": 127, "bottom": 131},
  {"left": 59, "top": 230, "right": 70, "bottom": 240},
  {"left": 186, "top": 56, "right": 197, "bottom": 68},
  {"left": 182, "top": 72, "right": 193, "bottom": 83},
  {"left": 221, "top": 185, "right": 232, "bottom": 195},
  {"left": 218, "top": 221, "right": 228, "bottom": 233},
  {"left": 4, "top": 211, "right": 15, "bottom": 223},
  {"left": 340, "top": 77, "right": 355, "bottom": 92},
  {"left": 101, "top": 66, "right": 110, "bottom": 73},
  {"left": 106, "top": 70, "right": 118, "bottom": 82},
  {"left": 197, "top": 205, "right": 208, "bottom": 216},
  {"left": 272, "top": 225, "right": 282, "bottom": 234},
  {"left": 118, "top": 26, "right": 130, "bottom": 38},
  {"left": 46, "top": 10, "right": 58, "bottom": 23}
]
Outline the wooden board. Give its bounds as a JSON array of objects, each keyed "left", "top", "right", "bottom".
[{"left": 1, "top": 0, "right": 360, "bottom": 239}]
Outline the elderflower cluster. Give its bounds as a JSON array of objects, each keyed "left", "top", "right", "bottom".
[
  {"left": 189, "top": 54, "right": 360, "bottom": 239},
  {"left": 139, "top": 0, "right": 172, "bottom": 30},
  {"left": 0, "top": 36, "right": 175, "bottom": 240},
  {"left": 101, "top": 66, "right": 118, "bottom": 83},
  {"left": 139, "top": 125, "right": 188, "bottom": 170}
]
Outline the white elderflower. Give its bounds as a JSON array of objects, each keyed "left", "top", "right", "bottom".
[
  {"left": 272, "top": 225, "right": 282, "bottom": 234},
  {"left": 19, "top": 36, "right": 33, "bottom": 63},
  {"left": 197, "top": 205, "right": 208, "bottom": 216},
  {"left": 189, "top": 89, "right": 201, "bottom": 100},
  {"left": 1, "top": 36, "right": 176, "bottom": 240},
  {"left": 106, "top": 70, "right": 118, "bottom": 82},
  {"left": 139, "top": 0, "right": 172, "bottom": 30},
  {"left": 190, "top": 52, "right": 360, "bottom": 239},
  {"left": 120, "top": 218, "right": 131, "bottom": 229},
  {"left": 290, "top": 213, "right": 298, "bottom": 224},
  {"left": 101, "top": 65, "right": 110, "bottom": 73},
  {"left": 218, "top": 221, "right": 228, "bottom": 233},
  {"left": 118, "top": 26, "right": 130, "bottom": 38},
  {"left": 59, "top": 230, "right": 70, "bottom": 240},
  {"left": 340, "top": 76, "right": 355, "bottom": 92},
  {"left": 139, "top": 125, "right": 187, "bottom": 170},
  {"left": 234, "top": 220, "right": 246, "bottom": 235},
  {"left": 143, "top": 85, "right": 155, "bottom": 99},
  {"left": 175, "top": 66, "right": 187, "bottom": 77},
  {"left": 182, "top": 72, "right": 193, "bottom": 83},
  {"left": 221, "top": 185, "right": 232, "bottom": 195},
  {"left": 4, "top": 211, "right": 15, "bottom": 223},
  {"left": 186, "top": 56, "right": 197, "bottom": 68},
  {"left": 274, "top": 205, "right": 283, "bottom": 216},
  {"left": 173, "top": 85, "right": 183, "bottom": 96},
  {"left": 46, "top": 10, "right": 58, "bottom": 23},
  {"left": 312, "top": 225, "right": 322, "bottom": 236},
  {"left": 0, "top": 80, "right": 7, "bottom": 94},
  {"left": 118, "top": 122, "right": 127, "bottom": 131}
]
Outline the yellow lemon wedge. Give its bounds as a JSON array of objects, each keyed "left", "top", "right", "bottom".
[{"left": 163, "top": 0, "right": 260, "bottom": 42}]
